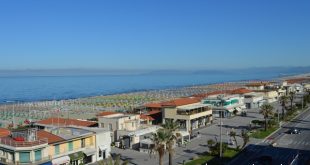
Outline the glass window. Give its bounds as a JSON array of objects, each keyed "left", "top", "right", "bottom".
[
  {"left": 81, "top": 138, "right": 85, "bottom": 148},
  {"left": 19, "top": 152, "right": 30, "bottom": 163},
  {"left": 35, "top": 150, "right": 42, "bottom": 161},
  {"left": 108, "top": 124, "right": 112, "bottom": 131},
  {"left": 68, "top": 141, "right": 73, "bottom": 151},
  {"left": 55, "top": 144, "right": 60, "bottom": 155}
]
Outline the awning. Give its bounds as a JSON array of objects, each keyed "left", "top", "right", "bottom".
[
  {"left": 99, "top": 145, "right": 108, "bottom": 151},
  {"left": 178, "top": 130, "right": 190, "bottom": 137},
  {"left": 52, "top": 156, "right": 70, "bottom": 165},
  {"left": 69, "top": 151, "right": 84, "bottom": 160},
  {"left": 83, "top": 148, "right": 96, "bottom": 156}
]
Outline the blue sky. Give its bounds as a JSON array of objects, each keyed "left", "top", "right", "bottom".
[{"left": 0, "top": 0, "right": 309, "bottom": 70}]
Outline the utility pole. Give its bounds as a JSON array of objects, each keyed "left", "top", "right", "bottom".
[{"left": 220, "top": 110, "right": 222, "bottom": 158}]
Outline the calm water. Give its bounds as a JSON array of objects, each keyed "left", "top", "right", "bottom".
[{"left": 0, "top": 71, "right": 301, "bottom": 103}]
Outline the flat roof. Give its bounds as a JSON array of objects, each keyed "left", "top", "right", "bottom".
[
  {"left": 177, "top": 103, "right": 209, "bottom": 110},
  {"left": 50, "top": 127, "right": 93, "bottom": 140}
]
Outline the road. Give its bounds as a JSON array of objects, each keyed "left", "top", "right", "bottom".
[{"left": 229, "top": 107, "right": 310, "bottom": 165}]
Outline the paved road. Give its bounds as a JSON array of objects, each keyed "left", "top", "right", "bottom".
[
  {"left": 112, "top": 108, "right": 264, "bottom": 165},
  {"left": 229, "top": 107, "right": 310, "bottom": 165}
]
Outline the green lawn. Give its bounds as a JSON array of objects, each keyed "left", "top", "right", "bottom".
[
  {"left": 250, "top": 126, "right": 279, "bottom": 139},
  {"left": 185, "top": 148, "right": 239, "bottom": 165}
]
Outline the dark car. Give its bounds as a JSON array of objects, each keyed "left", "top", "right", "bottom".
[{"left": 287, "top": 128, "right": 301, "bottom": 134}]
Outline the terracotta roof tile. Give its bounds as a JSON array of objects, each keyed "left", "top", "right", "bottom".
[
  {"left": 140, "top": 114, "right": 155, "bottom": 121},
  {"left": 37, "top": 130, "right": 65, "bottom": 144},
  {"left": 145, "top": 110, "right": 161, "bottom": 115},
  {"left": 286, "top": 78, "right": 310, "bottom": 84},
  {"left": 144, "top": 103, "right": 163, "bottom": 108},
  {"left": 161, "top": 97, "right": 201, "bottom": 107},
  {"left": 229, "top": 88, "right": 252, "bottom": 94},
  {"left": 36, "top": 118, "right": 97, "bottom": 127},
  {"left": 96, "top": 111, "right": 120, "bottom": 117}
]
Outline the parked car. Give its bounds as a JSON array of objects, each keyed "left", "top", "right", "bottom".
[{"left": 287, "top": 128, "right": 301, "bottom": 134}]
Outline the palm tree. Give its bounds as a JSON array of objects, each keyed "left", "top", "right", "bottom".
[
  {"left": 229, "top": 129, "right": 238, "bottom": 149},
  {"left": 279, "top": 95, "right": 288, "bottom": 119},
  {"left": 150, "top": 129, "right": 171, "bottom": 165},
  {"left": 260, "top": 104, "right": 274, "bottom": 131},
  {"left": 289, "top": 91, "right": 295, "bottom": 110},
  {"left": 162, "top": 119, "right": 180, "bottom": 165},
  {"left": 240, "top": 130, "right": 249, "bottom": 149}
]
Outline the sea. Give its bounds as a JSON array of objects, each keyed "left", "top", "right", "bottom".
[{"left": 0, "top": 69, "right": 308, "bottom": 104}]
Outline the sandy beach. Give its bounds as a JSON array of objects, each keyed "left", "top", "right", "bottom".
[{"left": 0, "top": 73, "right": 309, "bottom": 125}]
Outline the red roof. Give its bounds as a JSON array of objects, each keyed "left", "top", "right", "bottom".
[
  {"left": 140, "top": 114, "right": 155, "bottom": 121},
  {"left": 0, "top": 128, "right": 10, "bottom": 137},
  {"left": 192, "top": 90, "right": 228, "bottom": 99},
  {"left": 286, "top": 78, "right": 310, "bottom": 84},
  {"left": 37, "top": 130, "right": 65, "bottom": 144},
  {"left": 145, "top": 110, "right": 161, "bottom": 115},
  {"left": 229, "top": 88, "right": 252, "bottom": 94},
  {"left": 144, "top": 103, "right": 163, "bottom": 108},
  {"left": 161, "top": 97, "right": 201, "bottom": 107},
  {"left": 37, "top": 118, "right": 97, "bottom": 127},
  {"left": 97, "top": 111, "right": 120, "bottom": 117}
]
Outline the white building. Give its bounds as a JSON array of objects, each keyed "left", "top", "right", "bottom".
[
  {"left": 243, "top": 92, "right": 265, "bottom": 109},
  {"left": 202, "top": 95, "right": 245, "bottom": 118}
]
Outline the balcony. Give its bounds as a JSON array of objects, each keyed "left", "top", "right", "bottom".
[
  {"left": 0, "top": 137, "right": 48, "bottom": 148},
  {"left": 0, "top": 156, "right": 51, "bottom": 165}
]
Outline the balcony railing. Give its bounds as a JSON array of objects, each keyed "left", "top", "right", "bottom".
[
  {"left": 0, "top": 156, "right": 51, "bottom": 165},
  {"left": 0, "top": 138, "right": 48, "bottom": 147}
]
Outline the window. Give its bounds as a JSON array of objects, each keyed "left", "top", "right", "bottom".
[
  {"left": 99, "top": 150, "right": 102, "bottom": 157},
  {"left": 68, "top": 141, "right": 73, "bottom": 151},
  {"left": 35, "top": 150, "right": 42, "bottom": 161},
  {"left": 55, "top": 144, "right": 60, "bottom": 155},
  {"left": 81, "top": 138, "right": 85, "bottom": 148},
  {"left": 108, "top": 124, "right": 112, "bottom": 131},
  {"left": 101, "top": 123, "right": 104, "bottom": 128},
  {"left": 19, "top": 152, "right": 30, "bottom": 163}
]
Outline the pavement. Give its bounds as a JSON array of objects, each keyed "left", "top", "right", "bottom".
[
  {"left": 111, "top": 108, "right": 264, "bottom": 165},
  {"left": 229, "top": 107, "right": 310, "bottom": 165}
]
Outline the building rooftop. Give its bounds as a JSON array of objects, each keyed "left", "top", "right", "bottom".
[
  {"left": 49, "top": 127, "right": 93, "bottom": 140},
  {"left": 161, "top": 97, "right": 201, "bottom": 107},
  {"left": 177, "top": 103, "right": 209, "bottom": 111},
  {"left": 96, "top": 111, "right": 121, "bottom": 117},
  {"left": 140, "top": 114, "right": 155, "bottom": 121},
  {"left": 37, "top": 130, "right": 65, "bottom": 144},
  {"left": 229, "top": 88, "right": 252, "bottom": 94},
  {"left": 144, "top": 103, "right": 163, "bottom": 108},
  {"left": 36, "top": 118, "right": 97, "bottom": 127}
]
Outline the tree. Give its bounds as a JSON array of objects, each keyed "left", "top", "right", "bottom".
[
  {"left": 240, "top": 130, "right": 249, "bottom": 149},
  {"left": 289, "top": 91, "right": 296, "bottom": 111},
  {"left": 162, "top": 119, "right": 180, "bottom": 165},
  {"left": 150, "top": 129, "right": 171, "bottom": 165},
  {"left": 259, "top": 104, "right": 274, "bottom": 131},
  {"left": 229, "top": 129, "right": 239, "bottom": 149},
  {"left": 279, "top": 95, "right": 288, "bottom": 119}
]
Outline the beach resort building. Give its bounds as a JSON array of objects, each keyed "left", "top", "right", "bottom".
[
  {"left": 35, "top": 118, "right": 98, "bottom": 129},
  {"left": 245, "top": 82, "right": 269, "bottom": 91},
  {"left": 202, "top": 95, "right": 245, "bottom": 118},
  {"left": 0, "top": 128, "right": 51, "bottom": 165},
  {"left": 38, "top": 126, "right": 111, "bottom": 165},
  {"left": 243, "top": 92, "right": 265, "bottom": 109},
  {"left": 161, "top": 97, "right": 212, "bottom": 132},
  {"left": 97, "top": 112, "right": 160, "bottom": 150},
  {"left": 255, "top": 90, "right": 279, "bottom": 103}
]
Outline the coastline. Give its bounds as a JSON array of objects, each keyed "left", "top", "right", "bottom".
[{"left": 0, "top": 73, "right": 308, "bottom": 123}]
